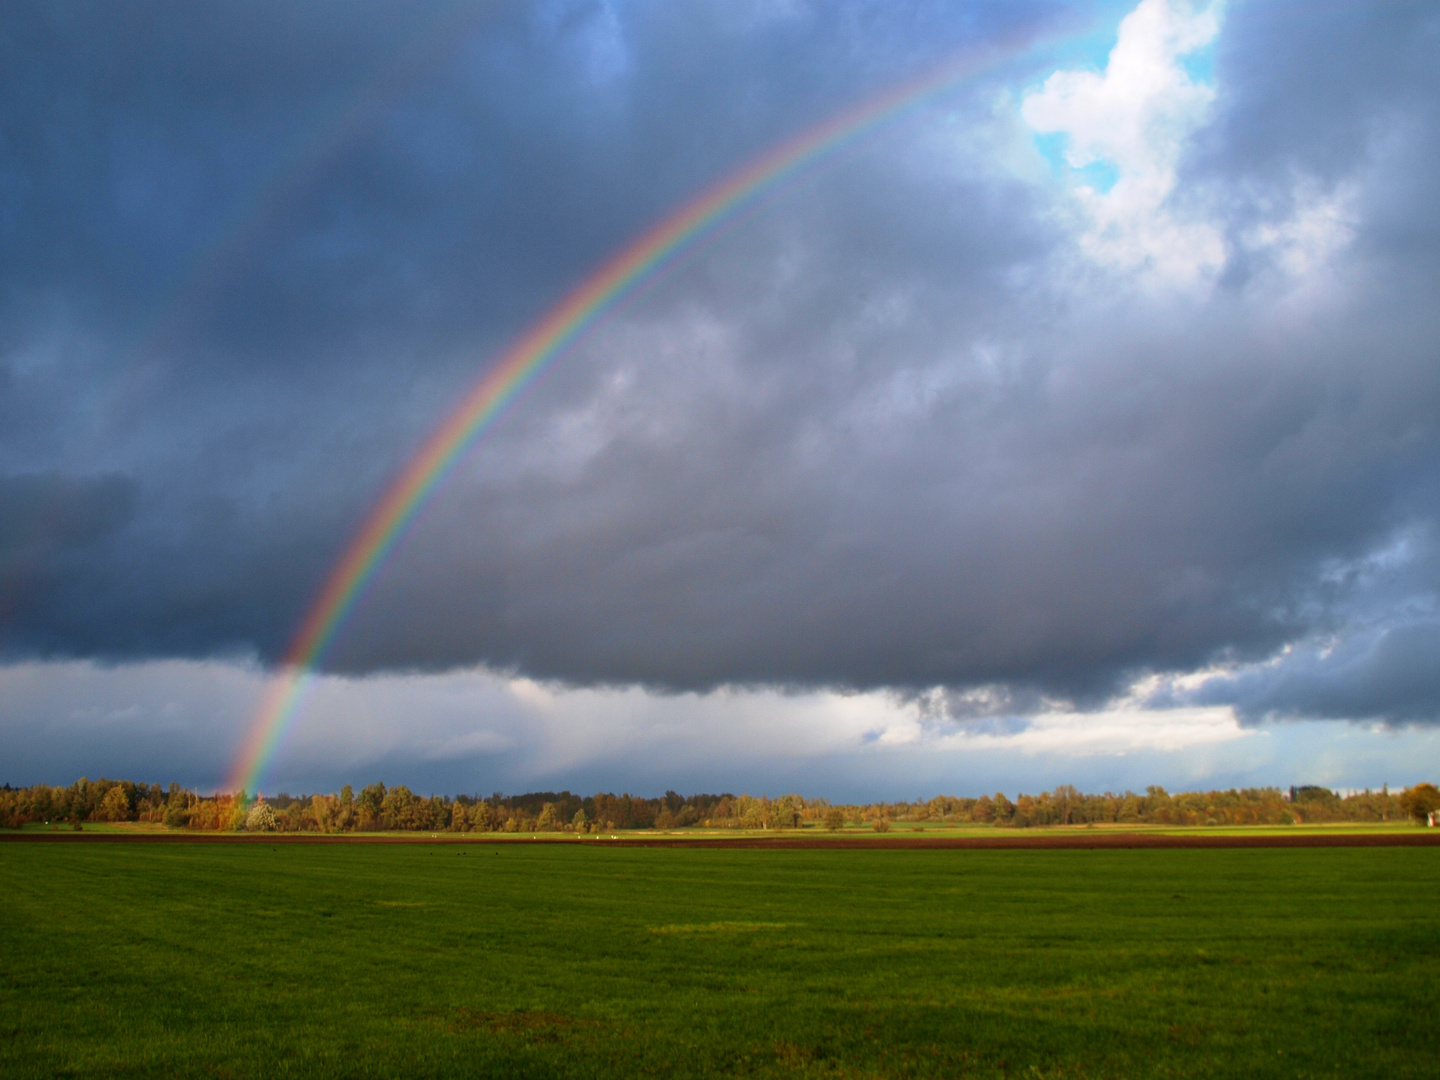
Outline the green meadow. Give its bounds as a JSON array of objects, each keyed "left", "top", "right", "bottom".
[{"left": 3, "top": 842, "right": 1437, "bottom": 1078}]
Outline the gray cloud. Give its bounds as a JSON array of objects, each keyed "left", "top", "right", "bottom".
[
  {"left": 1191, "top": 620, "right": 1440, "bottom": 727},
  {"left": 3, "top": 0, "right": 1439, "bottom": 730},
  {"left": 0, "top": 473, "right": 138, "bottom": 652}
]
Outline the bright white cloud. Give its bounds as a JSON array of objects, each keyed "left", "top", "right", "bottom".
[{"left": 1022, "top": 0, "right": 1224, "bottom": 285}]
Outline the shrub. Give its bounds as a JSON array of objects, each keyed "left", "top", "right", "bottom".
[
  {"left": 163, "top": 804, "right": 191, "bottom": 830},
  {"left": 872, "top": 818, "right": 891, "bottom": 833},
  {"left": 244, "top": 802, "right": 278, "bottom": 832}
]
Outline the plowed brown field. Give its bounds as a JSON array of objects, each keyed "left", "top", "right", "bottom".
[{"left": 5, "top": 828, "right": 1437, "bottom": 848}]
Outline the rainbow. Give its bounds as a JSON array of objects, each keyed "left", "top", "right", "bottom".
[{"left": 227, "top": 37, "right": 1032, "bottom": 796}]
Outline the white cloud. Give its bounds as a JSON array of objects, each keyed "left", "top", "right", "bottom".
[
  {"left": 939, "top": 705, "right": 1250, "bottom": 756},
  {"left": 1022, "top": 0, "right": 1224, "bottom": 285}
]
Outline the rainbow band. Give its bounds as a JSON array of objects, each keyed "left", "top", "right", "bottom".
[{"left": 227, "top": 39, "right": 1028, "bottom": 796}]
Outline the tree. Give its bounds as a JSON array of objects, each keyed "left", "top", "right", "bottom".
[
  {"left": 772, "top": 795, "right": 803, "bottom": 830},
  {"left": 1399, "top": 783, "right": 1440, "bottom": 823},
  {"left": 824, "top": 808, "right": 845, "bottom": 831},
  {"left": 536, "top": 802, "right": 560, "bottom": 831},
  {"left": 336, "top": 785, "right": 356, "bottom": 831},
  {"left": 991, "top": 792, "right": 1015, "bottom": 824},
  {"left": 245, "top": 802, "right": 278, "bottom": 832},
  {"left": 572, "top": 809, "right": 588, "bottom": 832},
  {"left": 872, "top": 817, "right": 891, "bottom": 833},
  {"left": 97, "top": 785, "right": 131, "bottom": 822},
  {"left": 1052, "top": 784, "right": 1081, "bottom": 825},
  {"left": 427, "top": 795, "right": 449, "bottom": 831},
  {"left": 163, "top": 794, "right": 192, "bottom": 829},
  {"left": 736, "top": 796, "right": 767, "bottom": 830},
  {"left": 311, "top": 794, "right": 341, "bottom": 835},
  {"left": 358, "top": 783, "right": 386, "bottom": 830},
  {"left": 380, "top": 785, "right": 417, "bottom": 830}
]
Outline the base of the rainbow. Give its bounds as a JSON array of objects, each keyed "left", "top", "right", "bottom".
[
  {"left": 226, "top": 33, "right": 1042, "bottom": 797},
  {"left": 229, "top": 665, "right": 320, "bottom": 796}
]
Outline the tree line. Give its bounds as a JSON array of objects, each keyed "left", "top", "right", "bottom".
[{"left": 3, "top": 778, "right": 1439, "bottom": 832}]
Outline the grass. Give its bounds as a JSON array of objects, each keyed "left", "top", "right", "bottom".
[{"left": 2, "top": 842, "right": 1437, "bottom": 1078}]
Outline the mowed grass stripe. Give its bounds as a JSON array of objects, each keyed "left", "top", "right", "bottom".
[{"left": 3, "top": 844, "right": 1436, "bottom": 1078}]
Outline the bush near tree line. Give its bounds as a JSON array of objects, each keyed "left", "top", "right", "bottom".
[{"left": 2, "top": 778, "right": 1436, "bottom": 833}]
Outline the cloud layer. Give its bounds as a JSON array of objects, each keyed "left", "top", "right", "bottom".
[
  {"left": 10, "top": 655, "right": 1439, "bottom": 798},
  {"left": 3, "top": 0, "right": 1439, "bottom": 739}
]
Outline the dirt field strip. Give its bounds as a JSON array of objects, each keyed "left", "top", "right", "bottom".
[{"left": 4, "top": 830, "right": 1438, "bottom": 848}]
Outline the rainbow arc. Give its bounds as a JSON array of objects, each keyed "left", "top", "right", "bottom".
[{"left": 228, "top": 38, "right": 1034, "bottom": 795}]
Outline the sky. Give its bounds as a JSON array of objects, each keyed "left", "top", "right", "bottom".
[{"left": 3, "top": 0, "right": 1439, "bottom": 800}]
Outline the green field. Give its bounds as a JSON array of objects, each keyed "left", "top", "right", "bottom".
[{"left": 3, "top": 843, "right": 1437, "bottom": 1078}]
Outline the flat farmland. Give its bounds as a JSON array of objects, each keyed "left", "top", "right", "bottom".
[{"left": 3, "top": 842, "right": 1437, "bottom": 1078}]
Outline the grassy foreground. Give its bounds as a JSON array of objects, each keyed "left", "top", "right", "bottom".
[{"left": 3, "top": 844, "right": 1437, "bottom": 1078}]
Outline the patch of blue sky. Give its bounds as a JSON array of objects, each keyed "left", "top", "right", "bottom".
[
  {"left": 1036, "top": 0, "right": 1138, "bottom": 75},
  {"left": 1028, "top": 132, "right": 1121, "bottom": 193},
  {"left": 1075, "top": 159, "right": 1120, "bottom": 192},
  {"left": 1179, "top": 46, "right": 1214, "bottom": 86},
  {"left": 1031, "top": 131, "right": 1071, "bottom": 175}
]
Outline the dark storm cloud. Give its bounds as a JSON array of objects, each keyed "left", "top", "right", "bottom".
[
  {"left": 3, "top": 1, "right": 1440, "bottom": 728},
  {"left": 339, "top": 262, "right": 1439, "bottom": 706},
  {"left": 0, "top": 473, "right": 135, "bottom": 553},
  {"left": 1187, "top": 620, "right": 1440, "bottom": 727}
]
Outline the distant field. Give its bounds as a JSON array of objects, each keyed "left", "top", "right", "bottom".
[
  {"left": 10, "top": 817, "right": 1427, "bottom": 840},
  {"left": 3, "top": 844, "right": 1437, "bottom": 1078}
]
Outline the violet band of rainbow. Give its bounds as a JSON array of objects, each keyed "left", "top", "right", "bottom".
[{"left": 226, "top": 38, "right": 1031, "bottom": 796}]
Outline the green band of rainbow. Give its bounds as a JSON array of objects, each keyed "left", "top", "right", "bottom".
[{"left": 226, "top": 38, "right": 1028, "bottom": 795}]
